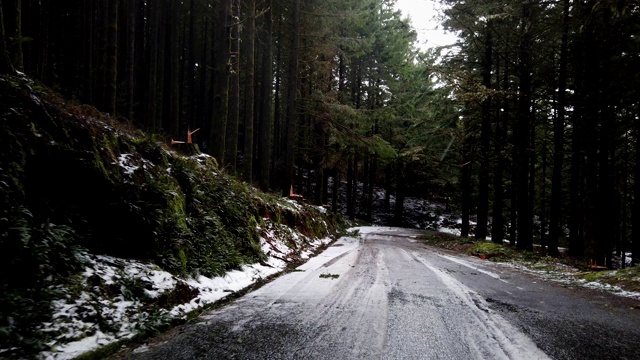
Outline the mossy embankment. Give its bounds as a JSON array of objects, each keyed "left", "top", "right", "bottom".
[{"left": 0, "top": 74, "right": 343, "bottom": 356}]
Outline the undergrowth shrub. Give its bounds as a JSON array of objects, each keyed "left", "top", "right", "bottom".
[{"left": 0, "top": 207, "right": 85, "bottom": 354}]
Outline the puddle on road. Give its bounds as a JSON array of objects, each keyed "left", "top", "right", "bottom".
[{"left": 486, "top": 298, "right": 519, "bottom": 313}]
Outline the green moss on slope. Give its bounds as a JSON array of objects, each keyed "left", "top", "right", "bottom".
[{"left": 0, "top": 75, "right": 339, "bottom": 355}]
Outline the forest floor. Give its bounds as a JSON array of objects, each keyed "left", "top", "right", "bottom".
[{"left": 420, "top": 231, "right": 640, "bottom": 301}]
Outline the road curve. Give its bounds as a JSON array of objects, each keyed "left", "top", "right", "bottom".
[{"left": 118, "top": 229, "right": 640, "bottom": 360}]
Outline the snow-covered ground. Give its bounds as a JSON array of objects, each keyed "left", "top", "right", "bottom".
[{"left": 38, "top": 215, "right": 333, "bottom": 360}]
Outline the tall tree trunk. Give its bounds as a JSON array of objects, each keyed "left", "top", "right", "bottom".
[
  {"left": 352, "top": 154, "right": 359, "bottom": 217},
  {"left": 509, "top": 130, "right": 518, "bottom": 246},
  {"left": 258, "top": 0, "right": 273, "bottom": 190},
  {"left": 476, "top": 22, "right": 492, "bottom": 240},
  {"left": 394, "top": 161, "right": 405, "bottom": 226},
  {"left": 621, "top": 139, "right": 629, "bottom": 268},
  {"left": 146, "top": 0, "right": 160, "bottom": 131},
  {"left": 242, "top": 0, "right": 256, "bottom": 182},
  {"left": 597, "top": 87, "right": 614, "bottom": 268},
  {"left": 568, "top": 2, "right": 586, "bottom": 258},
  {"left": 332, "top": 169, "right": 340, "bottom": 213},
  {"left": 580, "top": 9, "right": 600, "bottom": 265},
  {"left": 597, "top": 11, "right": 614, "bottom": 268},
  {"left": 283, "top": 0, "right": 300, "bottom": 196},
  {"left": 384, "top": 166, "right": 391, "bottom": 211},
  {"left": 597, "top": 106, "right": 613, "bottom": 268},
  {"left": 97, "top": 0, "right": 108, "bottom": 110},
  {"left": 569, "top": 103, "right": 584, "bottom": 257},
  {"left": 347, "top": 155, "right": 354, "bottom": 219},
  {"left": 178, "top": 3, "right": 188, "bottom": 135},
  {"left": 168, "top": 0, "right": 180, "bottom": 138},
  {"left": 491, "top": 56, "right": 505, "bottom": 244},
  {"left": 272, "top": 32, "right": 282, "bottom": 185},
  {"left": 210, "top": 0, "right": 230, "bottom": 159},
  {"left": 314, "top": 166, "right": 324, "bottom": 206},
  {"left": 12, "top": 0, "right": 22, "bottom": 70},
  {"left": 367, "top": 158, "right": 377, "bottom": 221},
  {"left": 199, "top": 19, "right": 211, "bottom": 148},
  {"left": 540, "top": 142, "right": 548, "bottom": 250},
  {"left": 548, "top": 0, "right": 569, "bottom": 256},
  {"left": 156, "top": 4, "right": 167, "bottom": 131},
  {"left": 0, "top": 0, "right": 14, "bottom": 73},
  {"left": 105, "top": 0, "right": 118, "bottom": 116},
  {"left": 632, "top": 114, "right": 640, "bottom": 265},
  {"left": 125, "top": 0, "right": 136, "bottom": 120},
  {"left": 225, "top": 0, "right": 240, "bottom": 171},
  {"left": 37, "top": 0, "right": 49, "bottom": 82},
  {"left": 82, "top": 0, "right": 94, "bottom": 103},
  {"left": 186, "top": 0, "right": 197, "bottom": 131},
  {"left": 516, "top": 3, "right": 533, "bottom": 251},
  {"left": 461, "top": 133, "right": 472, "bottom": 238},
  {"left": 361, "top": 156, "right": 369, "bottom": 211},
  {"left": 612, "top": 135, "right": 621, "bottom": 259},
  {"left": 506, "top": 58, "right": 517, "bottom": 247},
  {"left": 322, "top": 170, "right": 330, "bottom": 205},
  {"left": 529, "top": 120, "right": 536, "bottom": 245},
  {"left": 313, "top": 120, "right": 325, "bottom": 206},
  {"left": 133, "top": 0, "right": 145, "bottom": 122}
]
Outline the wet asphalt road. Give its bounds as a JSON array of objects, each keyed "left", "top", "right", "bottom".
[{"left": 119, "top": 229, "right": 640, "bottom": 360}]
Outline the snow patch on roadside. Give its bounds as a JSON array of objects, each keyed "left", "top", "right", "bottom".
[
  {"left": 431, "top": 228, "right": 640, "bottom": 300},
  {"left": 297, "top": 235, "right": 360, "bottom": 272},
  {"left": 436, "top": 253, "right": 508, "bottom": 283},
  {"left": 170, "top": 261, "right": 285, "bottom": 319},
  {"left": 503, "top": 262, "right": 640, "bottom": 301},
  {"left": 38, "top": 218, "right": 332, "bottom": 360},
  {"left": 576, "top": 279, "right": 640, "bottom": 300},
  {"left": 438, "top": 227, "right": 461, "bottom": 236},
  {"left": 353, "top": 226, "right": 401, "bottom": 235}
]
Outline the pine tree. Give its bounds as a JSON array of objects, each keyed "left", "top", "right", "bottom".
[
  {"left": 257, "top": 0, "right": 273, "bottom": 190},
  {"left": 210, "top": 0, "right": 230, "bottom": 160},
  {"left": 283, "top": 0, "right": 301, "bottom": 196},
  {"left": 105, "top": 0, "right": 118, "bottom": 116},
  {"left": 224, "top": 0, "right": 239, "bottom": 171},
  {"left": 12, "top": 0, "right": 23, "bottom": 71},
  {"left": 548, "top": 0, "right": 570, "bottom": 256},
  {"left": 0, "top": 0, "right": 14, "bottom": 74},
  {"left": 243, "top": 0, "right": 256, "bottom": 182},
  {"left": 476, "top": 21, "right": 492, "bottom": 240}
]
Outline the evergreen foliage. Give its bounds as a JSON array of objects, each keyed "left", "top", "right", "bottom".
[{"left": 439, "top": 0, "right": 640, "bottom": 266}]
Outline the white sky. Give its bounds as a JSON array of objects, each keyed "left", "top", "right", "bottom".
[{"left": 394, "top": 0, "right": 458, "bottom": 50}]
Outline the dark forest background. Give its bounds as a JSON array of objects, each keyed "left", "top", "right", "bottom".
[{"left": 1, "top": 0, "right": 640, "bottom": 268}]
